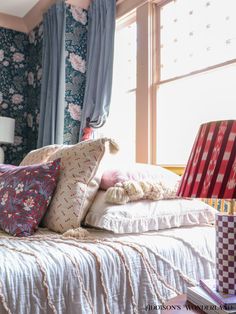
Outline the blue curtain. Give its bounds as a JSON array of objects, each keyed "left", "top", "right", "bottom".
[
  {"left": 37, "top": 1, "right": 65, "bottom": 148},
  {"left": 79, "top": 0, "right": 116, "bottom": 140}
]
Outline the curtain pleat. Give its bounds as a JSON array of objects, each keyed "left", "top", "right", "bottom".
[
  {"left": 37, "top": 1, "right": 65, "bottom": 148},
  {"left": 79, "top": 0, "right": 116, "bottom": 140}
]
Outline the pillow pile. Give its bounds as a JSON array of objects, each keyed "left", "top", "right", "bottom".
[
  {"left": 16, "top": 142, "right": 216, "bottom": 236},
  {"left": 85, "top": 191, "right": 216, "bottom": 234},
  {"left": 20, "top": 138, "right": 119, "bottom": 233},
  {"left": 0, "top": 159, "right": 60, "bottom": 237},
  {"left": 84, "top": 163, "right": 216, "bottom": 233}
]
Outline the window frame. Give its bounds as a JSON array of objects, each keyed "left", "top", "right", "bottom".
[
  {"left": 116, "top": 1, "right": 155, "bottom": 164},
  {"left": 153, "top": 0, "right": 236, "bottom": 172},
  {"left": 155, "top": 0, "right": 236, "bottom": 85},
  {"left": 116, "top": 0, "right": 236, "bottom": 174}
]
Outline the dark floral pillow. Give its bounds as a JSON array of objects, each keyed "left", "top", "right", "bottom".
[{"left": 0, "top": 159, "right": 60, "bottom": 237}]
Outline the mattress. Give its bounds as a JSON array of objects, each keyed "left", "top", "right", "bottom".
[{"left": 0, "top": 225, "right": 215, "bottom": 314}]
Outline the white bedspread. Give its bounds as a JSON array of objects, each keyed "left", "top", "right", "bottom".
[{"left": 0, "top": 225, "right": 215, "bottom": 314}]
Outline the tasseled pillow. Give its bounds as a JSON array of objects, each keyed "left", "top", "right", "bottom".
[{"left": 105, "top": 180, "right": 179, "bottom": 204}]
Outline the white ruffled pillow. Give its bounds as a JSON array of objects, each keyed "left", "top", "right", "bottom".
[{"left": 84, "top": 191, "right": 216, "bottom": 234}]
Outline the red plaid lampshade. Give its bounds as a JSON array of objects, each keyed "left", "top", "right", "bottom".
[
  {"left": 177, "top": 120, "right": 236, "bottom": 199},
  {"left": 177, "top": 120, "right": 236, "bottom": 295}
]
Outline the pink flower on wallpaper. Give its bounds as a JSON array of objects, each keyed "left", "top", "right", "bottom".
[
  {"left": 68, "top": 104, "right": 82, "bottom": 121},
  {"left": 0, "top": 50, "right": 4, "bottom": 61},
  {"left": 70, "top": 6, "right": 87, "bottom": 25},
  {"left": 37, "top": 68, "right": 42, "bottom": 81},
  {"left": 28, "top": 72, "right": 34, "bottom": 85},
  {"left": 36, "top": 113, "right": 40, "bottom": 125},
  {"left": 12, "top": 94, "right": 23, "bottom": 104},
  {"left": 13, "top": 52, "right": 25, "bottom": 63},
  {"left": 27, "top": 114, "right": 33, "bottom": 128},
  {"left": 29, "top": 31, "right": 35, "bottom": 44},
  {"left": 69, "top": 53, "right": 86, "bottom": 73},
  {"left": 14, "top": 136, "right": 23, "bottom": 146},
  {"left": 1, "top": 103, "right": 8, "bottom": 109},
  {"left": 38, "top": 24, "right": 43, "bottom": 37}
]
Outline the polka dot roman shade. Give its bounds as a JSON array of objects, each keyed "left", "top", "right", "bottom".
[{"left": 177, "top": 120, "right": 236, "bottom": 200}]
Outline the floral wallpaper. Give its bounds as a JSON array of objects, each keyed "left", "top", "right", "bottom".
[
  {"left": 0, "top": 25, "right": 43, "bottom": 165},
  {"left": 64, "top": 5, "right": 88, "bottom": 144},
  {"left": 0, "top": 28, "right": 30, "bottom": 165},
  {"left": 26, "top": 25, "right": 43, "bottom": 154},
  {"left": 0, "top": 5, "right": 88, "bottom": 164}
]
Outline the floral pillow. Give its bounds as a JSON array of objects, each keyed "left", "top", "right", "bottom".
[{"left": 0, "top": 159, "right": 61, "bottom": 237}]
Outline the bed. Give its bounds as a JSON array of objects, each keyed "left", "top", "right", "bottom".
[
  {"left": 0, "top": 139, "right": 217, "bottom": 313},
  {"left": 0, "top": 225, "right": 215, "bottom": 314}
]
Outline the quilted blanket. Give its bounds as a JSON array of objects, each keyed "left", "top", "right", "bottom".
[{"left": 0, "top": 225, "right": 215, "bottom": 314}]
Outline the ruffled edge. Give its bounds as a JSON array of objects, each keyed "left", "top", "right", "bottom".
[{"left": 84, "top": 208, "right": 216, "bottom": 234}]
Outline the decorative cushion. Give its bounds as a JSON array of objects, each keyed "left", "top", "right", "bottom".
[
  {"left": 100, "top": 163, "right": 180, "bottom": 190},
  {"left": 85, "top": 191, "right": 216, "bottom": 233},
  {"left": 44, "top": 138, "right": 118, "bottom": 233},
  {"left": 20, "top": 145, "right": 62, "bottom": 166},
  {"left": 21, "top": 138, "right": 119, "bottom": 233},
  {"left": 0, "top": 159, "right": 61, "bottom": 237}
]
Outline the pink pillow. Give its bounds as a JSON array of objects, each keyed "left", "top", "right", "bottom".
[
  {"left": 0, "top": 159, "right": 60, "bottom": 237},
  {"left": 100, "top": 169, "right": 127, "bottom": 190},
  {"left": 100, "top": 163, "right": 180, "bottom": 191}
]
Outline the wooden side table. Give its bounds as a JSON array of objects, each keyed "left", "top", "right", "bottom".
[{"left": 161, "top": 294, "right": 205, "bottom": 314}]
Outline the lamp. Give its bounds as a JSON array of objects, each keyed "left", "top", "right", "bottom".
[
  {"left": 0, "top": 117, "right": 15, "bottom": 164},
  {"left": 177, "top": 120, "right": 236, "bottom": 294}
]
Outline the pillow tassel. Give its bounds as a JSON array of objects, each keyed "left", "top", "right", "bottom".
[
  {"left": 63, "top": 227, "right": 90, "bottom": 239},
  {"left": 147, "top": 182, "right": 165, "bottom": 201},
  {"left": 106, "top": 185, "right": 129, "bottom": 204},
  {"left": 140, "top": 181, "right": 153, "bottom": 196},
  {"left": 104, "top": 179, "right": 179, "bottom": 204},
  {"left": 103, "top": 138, "right": 119, "bottom": 154},
  {"left": 122, "top": 180, "right": 144, "bottom": 201}
]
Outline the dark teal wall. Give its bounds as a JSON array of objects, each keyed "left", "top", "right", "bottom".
[
  {"left": 0, "top": 5, "right": 88, "bottom": 164},
  {"left": 64, "top": 5, "right": 88, "bottom": 144},
  {"left": 0, "top": 24, "right": 43, "bottom": 165},
  {"left": 26, "top": 25, "right": 43, "bottom": 155}
]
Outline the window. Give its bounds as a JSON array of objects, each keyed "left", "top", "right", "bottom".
[
  {"left": 156, "top": 0, "right": 236, "bottom": 166},
  {"left": 97, "top": 14, "right": 137, "bottom": 163},
  {"left": 113, "top": 0, "right": 236, "bottom": 170}
]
